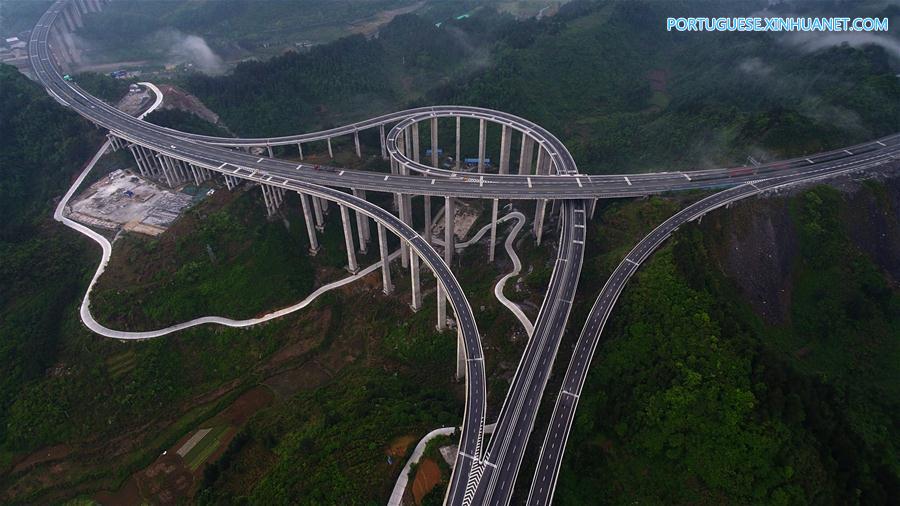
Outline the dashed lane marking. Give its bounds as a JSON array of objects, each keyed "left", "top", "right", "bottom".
[
  {"left": 527, "top": 177, "right": 533, "bottom": 188},
  {"left": 845, "top": 149, "right": 853, "bottom": 155},
  {"left": 876, "top": 140, "right": 886, "bottom": 146},
  {"left": 624, "top": 176, "right": 631, "bottom": 185},
  {"left": 384, "top": 175, "right": 390, "bottom": 181},
  {"left": 576, "top": 178, "right": 583, "bottom": 188},
  {"left": 625, "top": 258, "right": 639, "bottom": 266},
  {"left": 682, "top": 173, "right": 691, "bottom": 181}
]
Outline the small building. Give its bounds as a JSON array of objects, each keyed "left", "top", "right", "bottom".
[
  {"left": 425, "top": 148, "right": 443, "bottom": 156},
  {"left": 464, "top": 157, "right": 492, "bottom": 168},
  {"left": 129, "top": 83, "right": 141, "bottom": 93}
]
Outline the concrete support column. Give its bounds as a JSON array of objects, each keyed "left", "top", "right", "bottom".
[
  {"left": 489, "top": 198, "right": 499, "bottom": 262},
  {"left": 518, "top": 135, "right": 534, "bottom": 175},
  {"left": 62, "top": 6, "right": 76, "bottom": 32},
  {"left": 351, "top": 190, "right": 367, "bottom": 254},
  {"left": 299, "top": 193, "right": 320, "bottom": 255},
  {"left": 436, "top": 285, "right": 447, "bottom": 331},
  {"left": 339, "top": 204, "right": 358, "bottom": 273},
  {"left": 267, "top": 145, "right": 274, "bottom": 158},
  {"left": 378, "top": 223, "right": 393, "bottom": 295},
  {"left": 444, "top": 196, "right": 455, "bottom": 266},
  {"left": 156, "top": 154, "right": 174, "bottom": 187},
  {"left": 261, "top": 185, "right": 274, "bottom": 217},
  {"left": 127, "top": 145, "right": 147, "bottom": 176},
  {"left": 455, "top": 117, "right": 461, "bottom": 170},
  {"left": 398, "top": 194, "right": 410, "bottom": 268},
  {"left": 70, "top": 5, "right": 83, "bottom": 28},
  {"left": 499, "top": 125, "right": 511, "bottom": 175},
  {"left": 412, "top": 123, "right": 420, "bottom": 163},
  {"left": 327, "top": 138, "right": 334, "bottom": 159},
  {"left": 423, "top": 195, "right": 432, "bottom": 245},
  {"left": 354, "top": 131, "right": 361, "bottom": 158},
  {"left": 477, "top": 118, "right": 487, "bottom": 173},
  {"left": 430, "top": 117, "right": 439, "bottom": 167},
  {"left": 410, "top": 248, "right": 422, "bottom": 311},
  {"left": 297, "top": 143, "right": 304, "bottom": 160},
  {"left": 456, "top": 327, "right": 466, "bottom": 380},
  {"left": 589, "top": 198, "right": 598, "bottom": 219},
  {"left": 534, "top": 199, "right": 548, "bottom": 245},
  {"left": 379, "top": 124, "right": 388, "bottom": 160},
  {"left": 312, "top": 196, "right": 325, "bottom": 231},
  {"left": 352, "top": 189, "right": 371, "bottom": 243}
]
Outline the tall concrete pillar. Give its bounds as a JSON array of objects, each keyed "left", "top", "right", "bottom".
[
  {"left": 398, "top": 194, "right": 410, "bottom": 268},
  {"left": 431, "top": 117, "right": 439, "bottom": 167},
  {"left": 379, "top": 124, "right": 388, "bottom": 160},
  {"left": 378, "top": 223, "right": 393, "bottom": 295},
  {"left": 489, "top": 198, "right": 499, "bottom": 262},
  {"left": 156, "top": 155, "right": 174, "bottom": 187},
  {"left": 477, "top": 118, "right": 487, "bottom": 173},
  {"left": 518, "top": 135, "right": 534, "bottom": 175},
  {"left": 312, "top": 196, "right": 325, "bottom": 231},
  {"left": 267, "top": 145, "right": 274, "bottom": 158},
  {"left": 423, "top": 195, "right": 432, "bottom": 245},
  {"left": 455, "top": 117, "right": 461, "bottom": 170},
  {"left": 444, "top": 196, "right": 455, "bottom": 266},
  {"left": 351, "top": 190, "right": 367, "bottom": 254},
  {"left": 327, "top": 138, "right": 334, "bottom": 159},
  {"left": 127, "top": 145, "right": 147, "bottom": 176},
  {"left": 352, "top": 189, "right": 371, "bottom": 243},
  {"left": 70, "top": 4, "right": 83, "bottom": 28},
  {"left": 412, "top": 123, "right": 420, "bottom": 163},
  {"left": 589, "top": 198, "right": 598, "bottom": 219},
  {"left": 534, "top": 199, "right": 548, "bottom": 245},
  {"left": 297, "top": 143, "right": 303, "bottom": 160},
  {"left": 499, "top": 125, "right": 511, "bottom": 175},
  {"left": 339, "top": 204, "right": 358, "bottom": 273},
  {"left": 261, "top": 185, "right": 275, "bottom": 216},
  {"left": 456, "top": 327, "right": 466, "bottom": 380},
  {"left": 62, "top": 6, "right": 76, "bottom": 32},
  {"left": 410, "top": 248, "right": 422, "bottom": 311},
  {"left": 299, "top": 193, "right": 320, "bottom": 255},
  {"left": 436, "top": 285, "right": 447, "bottom": 331},
  {"left": 354, "top": 131, "right": 361, "bottom": 158}
]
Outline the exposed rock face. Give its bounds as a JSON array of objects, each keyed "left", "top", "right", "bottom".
[{"left": 703, "top": 169, "right": 900, "bottom": 325}]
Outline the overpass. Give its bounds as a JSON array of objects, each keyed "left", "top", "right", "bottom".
[{"left": 29, "top": 1, "right": 900, "bottom": 505}]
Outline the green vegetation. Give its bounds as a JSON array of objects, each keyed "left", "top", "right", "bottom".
[
  {"left": 72, "top": 72, "right": 131, "bottom": 103},
  {"left": 185, "top": 425, "right": 231, "bottom": 471},
  {"left": 145, "top": 108, "right": 231, "bottom": 136},
  {"left": 556, "top": 185, "right": 900, "bottom": 504}
]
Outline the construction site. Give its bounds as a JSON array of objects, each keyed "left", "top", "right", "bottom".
[{"left": 67, "top": 168, "right": 203, "bottom": 236}]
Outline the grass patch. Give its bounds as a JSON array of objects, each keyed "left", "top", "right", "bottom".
[{"left": 184, "top": 425, "right": 231, "bottom": 471}]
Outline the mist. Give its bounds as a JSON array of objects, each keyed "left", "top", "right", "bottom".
[{"left": 153, "top": 28, "right": 226, "bottom": 75}]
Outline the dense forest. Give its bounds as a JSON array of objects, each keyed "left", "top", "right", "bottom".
[{"left": 178, "top": 0, "right": 900, "bottom": 172}]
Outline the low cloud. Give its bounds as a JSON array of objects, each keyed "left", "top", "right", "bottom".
[
  {"left": 738, "top": 57, "right": 773, "bottom": 76},
  {"left": 153, "top": 28, "right": 226, "bottom": 75},
  {"left": 782, "top": 32, "right": 900, "bottom": 60}
]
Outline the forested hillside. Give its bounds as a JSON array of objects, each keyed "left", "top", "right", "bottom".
[
  {"left": 0, "top": 63, "right": 102, "bottom": 467},
  {"left": 180, "top": 0, "right": 900, "bottom": 172}
]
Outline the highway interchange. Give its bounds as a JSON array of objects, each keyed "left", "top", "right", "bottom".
[{"left": 29, "top": 1, "right": 900, "bottom": 504}]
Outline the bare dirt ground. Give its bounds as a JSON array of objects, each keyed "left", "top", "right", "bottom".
[
  {"left": 411, "top": 458, "right": 441, "bottom": 504},
  {"left": 348, "top": 1, "right": 426, "bottom": 37},
  {"left": 156, "top": 84, "right": 224, "bottom": 127}
]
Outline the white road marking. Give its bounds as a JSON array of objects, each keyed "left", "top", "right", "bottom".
[
  {"left": 338, "top": 170, "right": 345, "bottom": 175},
  {"left": 845, "top": 149, "right": 853, "bottom": 155},
  {"left": 384, "top": 175, "right": 390, "bottom": 181},
  {"left": 576, "top": 178, "right": 582, "bottom": 188},
  {"left": 682, "top": 173, "right": 691, "bottom": 181},
  {"left": 624, "top": 176, "right": 631, "bottom": 185},
  {"left": 876, "top": 140, "right": 886, "bottom": 147},
  {"left": 527, "top": 177, "right": 533, "bottom": 188}
]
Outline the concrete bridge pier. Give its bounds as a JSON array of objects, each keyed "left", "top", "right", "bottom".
[
  {"left": 139, "top": 146, "right": 159, "bottom": 176},
  {"left": 455, "top": 117, "right": 461, "bottom": 170},
  {"left": 456, "top": 327, "right": 466, "bottom": 380},
  {"left": 260, "top": 184, "right": 276, "bottom": 217},
  {"left": 437, "top": 285, "right": 446, "bottom": 331},
  {"left": 477, "top": 118, "right": 487, "bottom": 173},
  {"left": 444, "top": 196, "right": 455, "bottom": 266},
  {"left": 267, "top": 145, "right": 274, "bottom": 157},
  {"left": 518, "top": 135, "right": 535, "bottom": 174},
  {"left": 489, "top": 198, "right": 499, "bottom": 262},
  {"left": 327, "top": 138, "right": 334, "bottom": 159},
  {"left": 412, "top": 123, "right": 420, "bottom": 163},
  {"left": 431, "top": 117, "right": 439, "bottom": 167},
  {"left": 70, "top": 4, "right": 83, "bottom": 28},
  {"left": 534, "top": 199, "right": 548, "bottom": 245},
  {"left": 299, "top": 193, "right": 320, "bottom": 255},
  {"left": 339, "top": 204, "right": 359, "bottom": 273},
  {"left": 127, "top": 145, "right": 147, "bottom": 176},
  {"left": 410, "top": 248, "right": 422, "bottom": 311},
  {"left": 499, "top": 125, "right": 511, "bottom": 175},
  {"left": 155, "top": 154, "right": 174, "bottom": 187},
  {"left": 354, "top": 131, "right": 362, "bottom": 158},
  {"left": 312, "top": 196, "right": 325, "bottom": 232},
  {"left": 398, "top": 194, "right": 411, "bottom": 268},
  {"left": 351, "top": 189, "right": 368, "bottom": 254},
  {"left": 378, "top": 223, "right": 393, "bottom": 294},
  {"left": 379, "top": 124, "right": 388, "bottom": 160},
  {"left": 423, "top": 196, "right": 432, "bottom": 245},
  {"left": 224, "top": 175, "right": 238, "bottom": 191},
  {"left": 297, "top": 143, "right": 303, "bottom": 160},
  {"left": 589, "top": 198, "right": 597, "bottom": 219}
]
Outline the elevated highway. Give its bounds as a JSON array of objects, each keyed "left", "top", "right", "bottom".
[{"left": 29, "top": 1, "right": 900, "bottom": 505}]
